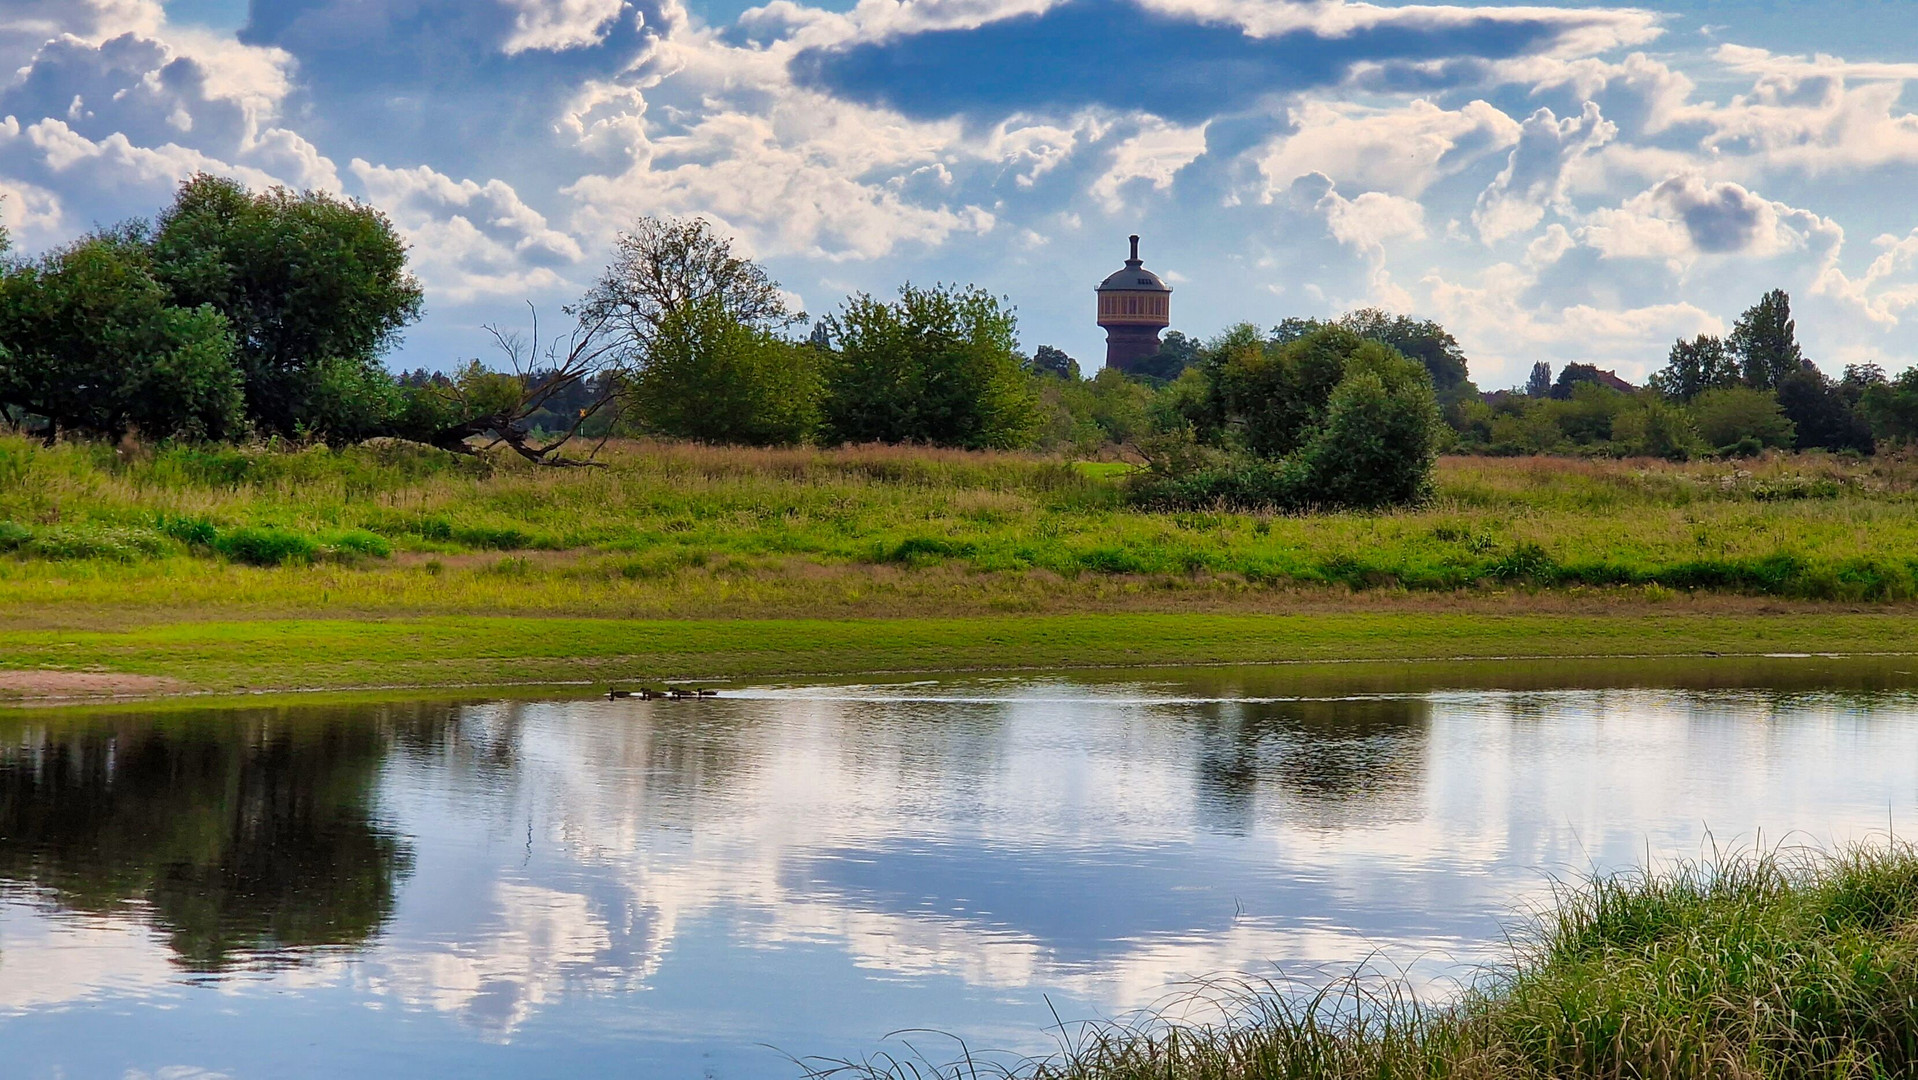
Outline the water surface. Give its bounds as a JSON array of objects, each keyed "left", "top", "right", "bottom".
[{"left": 5, "top": 657, "right": 1918, "bottom": 1078}]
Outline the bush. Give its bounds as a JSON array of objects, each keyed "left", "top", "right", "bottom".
[
  {"left": 1131, "top": 327, "right": 1442, "bottom": 511},
  {"left": 820, "top": 283, "right": 1038, "bottom": 450},
  {"left": 626, "top": 299, "right": 822, "bottom": 446},
  {"left": 213, "top": 526, "right": 318, "bottom": 566},
  {"left": 1690, "top": 386, "right": 1796, "bottom": 454},
  {"left": 0, "top": 232, "right": 244, "bottom": 441}
]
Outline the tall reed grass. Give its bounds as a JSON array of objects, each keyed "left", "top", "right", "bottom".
[{"left": 808, "top": 844, "right": 1918, "bottom": 1080}]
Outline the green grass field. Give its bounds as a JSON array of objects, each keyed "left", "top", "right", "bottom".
[{"left": 9, "top": 434, "right": 1918, "bottom": 698}]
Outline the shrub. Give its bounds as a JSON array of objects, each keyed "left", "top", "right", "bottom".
[
  {"left": 214, "top": 526, "right": 318, "bottom": 566},
  {"left": 1132, "top": 327, "right": 1442, "bottom": 511},
  {"left": 626, "top": 299, "right": 822, "bottom": 446},
  {"left": 1690, "top": 386, "right": 1796, "bottom": 454},
  {"left": 820, "top": 283, "right": 1038, "bottom": 450}
]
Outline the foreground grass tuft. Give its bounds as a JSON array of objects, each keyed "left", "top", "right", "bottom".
[{"left": 811, "top": 845, "right": 1918, "bottom": 1080}]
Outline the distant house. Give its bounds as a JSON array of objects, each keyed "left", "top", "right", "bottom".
[{"left": 1591, "top": 369, "right": 1635, "bottom": 393}]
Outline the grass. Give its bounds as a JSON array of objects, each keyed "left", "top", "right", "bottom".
[
  {"left": 9, "top": 435, "right": 1918, "bottom": 697},
  {"left": 809, "top": 843, "right": 1918, "bottom": 1080},
  {"left": 7, "top": 436, "right": 1918, "bottom": 616},
  {"left": 0, "top": 609, "right": 1910, "bottom": 697}
]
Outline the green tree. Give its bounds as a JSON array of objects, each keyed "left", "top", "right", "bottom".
[
  {"left": 1129, "top": 330, "right": 1201, "bottom": 382},
  {"left": 1291, "top": 341, "right": 1444, "bottom": 508},
  {"left": 1525, "top": 362, "right": 1552, "bottom": 398},
  {"left": 1861, "top": 368, "right": 1918, "bottom": 445},
  {"left": 1611, "top": 395, "right": 1701, "bottom": 460},
  {"left": 1777, "top": 367, "right": 1872, "bottom": 452},
  {"left": 1689, "top": 386, "right": 1796, "bottom": 454},
  {"left": 1025, "top": 344, "right": 1081, "bottom": 380},
  {"left": 1649, "top": 334, "right": 1740, "bottom": 401},
  {"left": 580, "top": 216, "right": 801, "bottom": 359},
  {"left": 0, "top": 231, "right": 242, "bottom": 442},
  {"left": 150, "top": 174, "right": 422, "bottom": 442},
  {"left": 1551, "top": 362, "right": 1605, "bottom": 399},
  {"left": 625, "top": 299, "right": 821, "bottom": 446},
  {"left": 1729, "top": 289, "right": 1805, "bottom": 390},
  {"left": 1139, "top": 326, "right": 1441, "bottom": 510},
  {"left": 820, "top": 283, "right": 1037, "bottom": 450}
]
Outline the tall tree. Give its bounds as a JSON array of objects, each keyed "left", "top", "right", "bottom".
[
  {"left": 150, "top": 174, "right": 423, "bottom": 441},
  {"left": 626, "top": 298, "right": 823, "bottom": 446},
  {"left": 578, "top": 215, "right": 801, "bottom": 362},
  {"left": 1729, "top": 289, "right": 1805, "bottom": 390},
  {"left": 1525, "top": 362, "right": 1552, "bottom": 398},
  {"left": 1649, "top": 334, "right": 1740, "bottom": 401}
]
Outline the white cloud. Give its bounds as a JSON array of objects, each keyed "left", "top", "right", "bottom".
[
  {"left": 1258, "top": 99, "right": 1521, "bottom": 200},
  {"left": 351, "top": 159, "right": 582, "bottom": 300},
  {"left": 1473, "top": 102, "right": 1614, "bottom": 244},
  {"left": 1578, "top": 173, "right": 1842, "bottom": 267},
  {"left": 499, "top": 0, "right": 630, "bottom": 55},
  {"left": 1089, "top": 119, "right": 1207, "bottom": 212}
]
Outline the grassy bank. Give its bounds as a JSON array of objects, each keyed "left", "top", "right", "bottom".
[
  {"left": 9, "top": 436, "right": 1918, "bottom": 618},
  {"left": 821, "top": 844, "right": 1918, "bottom": 1080},
  {"left": 4, "top": 611, "right": 1918, "bottom": 701}
]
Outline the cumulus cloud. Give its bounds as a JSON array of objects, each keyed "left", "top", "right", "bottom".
[
  {"left": 500, "top": 0, "right": 632, "bottom": 55},
  {"left": 352, "top": 159, "right": 582, "bottom": 300},
  {"left": 1259, "top": 99, "right": 1520, "bottom": 200},
  {"left": 1088, "top": 119, "right": 1207, "bottom": 212},
  {"left": 1579, "top": 173, "right": 1841, "bottom": 267},
  {"left": 1473, "top": 102, "right": 1614, "bottom": 244}
]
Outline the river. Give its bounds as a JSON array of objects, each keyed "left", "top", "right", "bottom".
[{"left": 4, "top": 656, "right": 1918, "bottom": 1077}]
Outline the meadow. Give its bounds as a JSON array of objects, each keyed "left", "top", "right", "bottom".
[
  {"left": 9, "top": 434, "right": 1918, "bottom": 697},
  {"left": 8, "top": 435, "right": 1918, "bottom": 613},
  {"left": 819, "top": 844, "right": 1918, "bottom": 1080}
]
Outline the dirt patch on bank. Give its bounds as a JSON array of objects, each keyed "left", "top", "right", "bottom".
[{"left": 0, "top": 669, "right": 184, "bottom": 700}]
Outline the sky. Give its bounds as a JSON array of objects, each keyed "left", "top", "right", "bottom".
[{"left": 1, "top": 0, "right": 1916, "bottom": 389}]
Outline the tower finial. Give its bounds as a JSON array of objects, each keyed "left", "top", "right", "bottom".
[{"left": 1128, "top": 234, "right": 1140, "bottom": 263}]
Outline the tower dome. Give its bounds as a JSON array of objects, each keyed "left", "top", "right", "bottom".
[{"left": 1095, "top": 234, "right": 1171, "bottom": 374}]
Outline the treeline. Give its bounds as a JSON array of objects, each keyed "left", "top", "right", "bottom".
[
  {"left": 1449, "top": 290, "right": 1915, "bottom": 460},
  {"left": 13, "top": 174, "right": 1915, "bottom": 516},
  {"left": 0, "top": 181, "right": 1441, "bottom": 509}
]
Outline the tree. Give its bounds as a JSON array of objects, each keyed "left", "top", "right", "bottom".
[
  {"left": 1861, "top": 369, "right": 1918, "bottom": 446},
  {"left": 0, "top": 232, "right": 242, "bottom": 443},
  {"left": 1130, "top": 330, "right": 1201, "bottom": 382},
  {"left": 1649, "top": 334, "right": 1739, "bottom": 401},
  {"left": 1025, "top": 344, "right": 1081, "bottom": 380},
  {"left": 1136, "top": 326, "right": 1441, "bottom": 510},
  {"left": 1689, "top": 386, "right": 1796, "bottom": 454},
  {"left": 1525, "top": 362, "right": 1552, "bottom": 399},
  {"left": 1272, "top": 310, "right": 1472, "bottom": 392},
  {"left": 578, "top": 215, "right": 801, "bottom": 361},
  {"left": 625, "top": 299, "right": 822, "bottom": 446},
  {"left": 1729, "top": 289, "right": 1805, "bottom": 391},
  {"left": 1334, "top": 308, "right": 1471, "bottom": 391},
  {"left": 1551, "top": 363, "right": 1604, "bottom": 399},
  {"left": 150, "top": 174, "right": 423, "bottom": 442},
  {"left": 1292, "top": 340, "right": 1444, "bottom": 509},
  {"left": 820, "top": 283, "right": 1038, "bottom": 450},
  {"left": 1611, "top": 395, "right": 1701, "bottom": 460},
  {"left": 1777, "top": 367, "right": 1871, "bottom": 453}
]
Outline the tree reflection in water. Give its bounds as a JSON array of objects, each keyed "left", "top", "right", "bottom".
[
  {"left": 0, "top": 705, "right": 436, "bottom": 971},
  {"left": 1192, "top": 697, "right": 1432, "bottom": 833}
]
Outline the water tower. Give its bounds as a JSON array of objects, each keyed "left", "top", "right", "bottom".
[{"left": 1095, "top": 234, "right": 1171, "bottom": 373}]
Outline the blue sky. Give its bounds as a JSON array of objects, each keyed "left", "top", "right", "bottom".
[{"left": 3, "top": 0, "right": 1917, "bottom": 388}]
